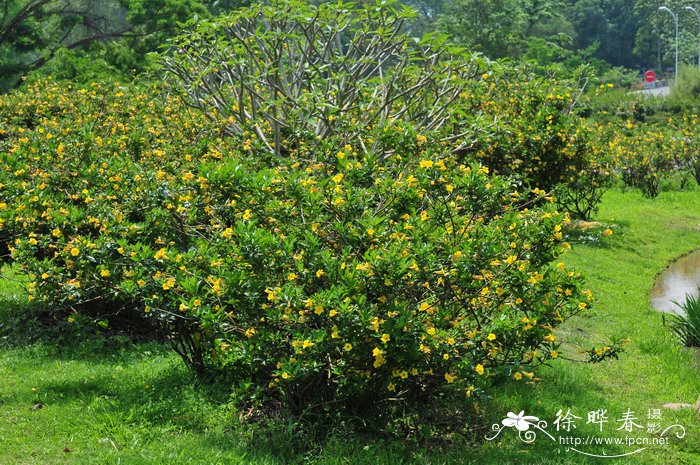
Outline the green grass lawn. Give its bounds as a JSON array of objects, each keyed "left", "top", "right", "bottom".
[{"left": 1, "top": 188, "right": 699, "bottom": 464}]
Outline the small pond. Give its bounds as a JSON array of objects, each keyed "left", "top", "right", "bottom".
[{"left": 650, "top": 249, "right": 700, "bottom": 315}]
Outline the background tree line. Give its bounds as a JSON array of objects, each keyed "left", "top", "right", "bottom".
[{"left": 2, "top": 0, "right": 699, "bottom": 92}]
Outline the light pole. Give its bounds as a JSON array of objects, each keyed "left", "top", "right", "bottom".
[
  {"left": 686, "top": 6, "right": 700, "bottom": 67},
  {"left": 659, "top": 6, "right": 679, "bottom": 78}
]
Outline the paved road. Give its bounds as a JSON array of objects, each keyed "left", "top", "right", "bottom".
[{"left": 633, "top": 86, "right": 671, "bottom": 96}]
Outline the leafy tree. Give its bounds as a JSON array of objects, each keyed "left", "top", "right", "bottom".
[
  {"left": 0, "top": 0, "right": 206, "bottom": 91},
  {"left": 0, "top": 1, "right": 129, "bottom": 89},
  {"left": 435, "top": 0, "right": 575, "bottom": 59},
  {"left": 566, "top": 0, "right": 638, "bottom": 68},
  {"left": 634, "top": 0, "right": 700, "bottom": 72},
  {"left": 437, "top": 0, "right": 527, "bottom": 58}
]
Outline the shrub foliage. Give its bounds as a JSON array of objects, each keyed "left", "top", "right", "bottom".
[
  {"left": 0, "top": 76, "right": 593, "bottom": 414},
  {"left": 0, "top": 2, "right": 631, "bottom": 420}
]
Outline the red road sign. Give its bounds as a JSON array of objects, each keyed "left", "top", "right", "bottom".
[{"left": 644, "top": 70, "right": 656, "bottom": 83}]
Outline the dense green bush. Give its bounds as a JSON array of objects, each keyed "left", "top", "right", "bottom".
[
  {"left": 0, "top": 78, "right": 592, "bottom": 417},
  {"left": 671, "top": 65, "right": 700, "bottom": 103},
  {"left": 592, "top": 113, "right": 699, "bottom": 198},
  {"left": 455, "top": 65, "right": 612, "bottom": 218}
]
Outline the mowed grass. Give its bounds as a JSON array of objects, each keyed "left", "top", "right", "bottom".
[{"left": 1, "top": 188, "right": 699, "bottom": 464}]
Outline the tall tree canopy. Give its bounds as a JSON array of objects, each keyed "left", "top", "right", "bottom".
[{"left": 0, "top": 0, "right": 206, "bottom": 90}]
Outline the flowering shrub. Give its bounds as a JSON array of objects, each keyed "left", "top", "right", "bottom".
[
  {"left": 0, "top": 79, "right": 592, "bottom": 414},
  {"left": 0, "top": 79, "right": 225, "bottom": 341},
  {"left": 450, "top": 65, "right": 612, "bottom": 218},
  {"left": 594, "top": 114, "right": 699, "bottom": 198},
  {"left": 460, "top": 70, "right": 588, "bottom": 189},
  {"left": 618, "top": 130, "right": 671, "bottom": 198}
]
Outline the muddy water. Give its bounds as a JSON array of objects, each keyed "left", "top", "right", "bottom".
[{"left": 650, "top": 249, "right": 700, "bottom": 314}]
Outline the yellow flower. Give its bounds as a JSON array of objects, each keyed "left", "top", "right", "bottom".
[
  {"left": 264, "top": 287, "right": 278, "bottom": 301},
  {"left": 332, "top": 173, "right": 344, "bottom": 183},
  {"left": 162, "top": 277, "right": 176, "bottom": 290},
  {"left": 242, "top": 209, "right": 252, "bottom": 220},
  {"left": 551, "top": 350, "right": 558, "bottom": 359},
  {"left": 287, "top": 272, "right": 297, "bottom": 281},
  {"left": 100, "top": 269, "right": 111, "bottom": 277},
  {"left": 487, "top": 333, "right": 496, "bottom": 341},
  {"left": 302, "top": 339, "right": 314, "bottom": 349},
  {"left": 381, "top": 333, "right": 390, "bottom": 343},
  {"left": 427, "top": 327, "right": 436, "bottom": 335},
  {"left": 444, "top": 373, "right": 456, "bottom": 383},
  {"left": 316, "top": 269, "right": 325, "bottom": 278},
  {"left": 356, "top": 263, "right": 371, "bottom": 272},
  {"left": 366, "top": 228, "right": 375, "bottom": 236},
  {"left": 602, "top": 228, "right": 613, "bottom": 236},
  {"left": 154, "top": 248, "right": 168, "bottom": 260},
  {"left": 475, "top": 364, "right": 485, "bottom": 375},
  {"left": 343, "top": 343, "right": 353, "bottom": 351},
  {"left": 514, "top": 372, "right": 523, "bottom": 380},
  {"left": 70, "top": 247, "right": 80, "bottom": 257},
  {"left": 387, "top": 383, "right": 396, "bottom": 391},
  {"left": 281, "top": 372, "right": 290, "bottom": 379},
  {"left": 419, "top": 159, "right": 434, "bottom": 168}
]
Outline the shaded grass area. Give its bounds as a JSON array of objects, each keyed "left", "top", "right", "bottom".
[{"left": 1, "top": 189, "right": 699, "bottom": 464}]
